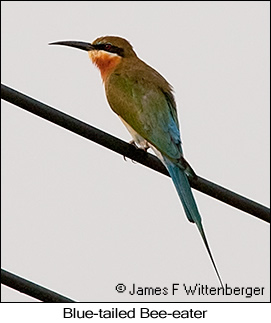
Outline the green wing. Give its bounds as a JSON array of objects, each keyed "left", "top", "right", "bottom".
[{"left": 105, "top": 63, "right": 183, "bottom": 161}]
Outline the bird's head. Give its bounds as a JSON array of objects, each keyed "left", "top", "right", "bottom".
[{"left": 50, "top": 36, "right": 137, "bottom": 82}]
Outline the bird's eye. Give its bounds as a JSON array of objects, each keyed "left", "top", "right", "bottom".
[{"left": 104, "top": 44, "right": 112, "bottom": 51}]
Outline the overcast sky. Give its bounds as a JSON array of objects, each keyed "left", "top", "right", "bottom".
[{"left": 2, "top": 1, "right": 270, "bottom": 302}]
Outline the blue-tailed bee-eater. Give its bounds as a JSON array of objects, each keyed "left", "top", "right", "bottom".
[{"left": 50, "top": 36, "right": 223, "bottom": 286}]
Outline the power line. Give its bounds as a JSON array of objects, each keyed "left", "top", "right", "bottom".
[
  {"left": 1, "top": 269, "right": 75, "bottom": 302},
  {"left": 1, "top": 83, "right": 270, "bottom": 223}
]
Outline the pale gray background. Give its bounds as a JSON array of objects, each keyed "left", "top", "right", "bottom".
[{"left": 2, "top": 1, "right": 270, "bottom": 302}]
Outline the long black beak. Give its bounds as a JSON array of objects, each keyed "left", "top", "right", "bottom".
[{"left": 49, "top": 41, "right": 94, "bottom": 51}]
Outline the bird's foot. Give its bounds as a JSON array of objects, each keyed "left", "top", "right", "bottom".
[
  {"left": 123, "top": 140, "right": 138, "bottom": 161},
  {"left": 123, "top": 140, "right": 149, "bottom": 162},
  {"left": 129, "top": 139, "right": 137, "bottom": 147},
  {"left": 130, "top": 140, "right": 150, "bottom": 152},
  {"left": 142, "top": 142, "right": 150, "bottom": 152}
]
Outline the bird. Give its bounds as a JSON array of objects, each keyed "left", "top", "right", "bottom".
[{"left": 50, "top": 36, "right": 223, "bottom": 286}]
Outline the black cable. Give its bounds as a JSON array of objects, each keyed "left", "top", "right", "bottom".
[
  {"left": 1, "top": 83, "right": 270, "bottom": 223},
  {"left": 1, "top": 269, "right": 75, "bottom": 302}
]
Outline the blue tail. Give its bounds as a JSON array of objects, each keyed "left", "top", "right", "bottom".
[{"left": 164, "top": 157, "right": 223, "bottom": 287}]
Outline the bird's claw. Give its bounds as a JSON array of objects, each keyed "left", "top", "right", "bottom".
[
  {"left": 129, "top": 139, "right": 138, "bottom": 147},
  {"left": 122, "top": 140, "right": 149, "bottom": 162}
]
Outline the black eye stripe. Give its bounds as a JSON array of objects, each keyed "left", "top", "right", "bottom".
[{"left": 93, "top": 43, "right": 124, "bottom": 57}]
